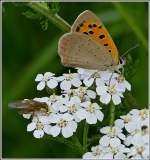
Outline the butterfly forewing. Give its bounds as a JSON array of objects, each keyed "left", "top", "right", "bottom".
[
  {"left": 8, "top": 99, "right": 48, "bottom": 114},
  {"left": 62, "top": 10, "right": 119, "bottom": 66}
]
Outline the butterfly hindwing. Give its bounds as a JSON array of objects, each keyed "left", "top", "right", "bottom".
[{"left": 58, "top": 32, "right": 114, "bottom": 70}]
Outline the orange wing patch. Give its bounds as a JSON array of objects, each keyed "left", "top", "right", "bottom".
[{"left": 75, "top": 20, "right": 119, "bottom": 64}]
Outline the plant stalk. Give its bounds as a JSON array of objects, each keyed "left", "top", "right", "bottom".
[
  {"left": 83, "top": 122, "right": 89, "bottom": 152},
  {"left": 26, "top": 2, "right": 71, "bottom": 32},
  {"left": 109, "top": 102, "right": 115, "bottom": 126}
]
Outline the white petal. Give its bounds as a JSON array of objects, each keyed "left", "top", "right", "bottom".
[
  {"left": 125, "top": 122, "right": 137, "bottom": 133},
  {"left": 114, "top": 119, "right": 124, "bottom": 128},
  {"left": 112, "top": 94, "right": 121, "bottom": 105},
  {"left": 86, "top": 113, "right": 97, "bottom": 124},
  {"left": 35, "top": 74, "right": 43, "bottom": 81},
  {"left": 82, "top": 152, "right": 93, "bottom": 159},
  {"left": 47, "top": 79, "right": 58, "bottom": 89},
  {"left": 124, "top": 80, "right": 131, "bottom": 91},
  {"left": 95, "top": 78, "right": 104, "bottom": 86},
  {"left": 23, "top": 113, "right": 31, "bottom": 119},
  {"left": 100, "top": 94, "right": 111, "bottom": 104},
  {"left": 110, "top": 137, "right": 121, "bottom": 147},
  {"left": 43, "top": 125, "right": 51, "bottom": 135},
  {"left": 76, "top": 109, "right": 86, "bottom": 120},
  {"left": 68, "top": 121, "right": 77, "bottom": 132},
  {"left": 49, "top": 114, "right": 59, "bottom": 123},
  {"left": 83, "top": 78, "right": 94, "bottom": 87},
  {"left": 50, "top": 126, "right": 61, "bottom": 137},
  {"left": 87, "top": 90, "right": 96, "bottom": 99},
  {"left": 99, "top": 135, "right": 110, "bottom": 146},
  {"left": 102, "top": 153, "right": 113, "bottom": 159},
  {"left": 62, "top": 113, "right": 73, "bottom": 121},
  {"left": 60, "top": 80, "right": 71, "bottom": 91},
  {"left": 95, "top": 110, "right": 104, "bottom": 121},
  {"left": 100, "top": 126, "right": 110, "bottom": 134},
  {"left": 37, "top": 81, "right": 45, "bottom": 90},
  {"left": 56, "top": 76, "right": 64, "bottom": 82},
  {"left": 118, "top": 133, "right": 126, "bottom": 140},
  {"left": 96, "top": 86, "right": 107, "bottom": 95},
  {"left": 33, "top": 129, "right": 44, "bottom": 138},
  {"left": 39, "top": 116, "right": 50, "bottom": 125},
  {"left": 71, "top": 78, "right": 82, "bottom": 87},
  {"left": 62, "top": 126, "right": 73, "bottom": 138},
  {"left": 27, "top": 122, "right": 36, "bottom": 132},
  {"left": 115, "top": 153, "right": 126, "bottom": 159}
]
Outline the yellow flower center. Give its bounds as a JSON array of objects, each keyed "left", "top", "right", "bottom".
[
  {"left": 36, "top": 122, "right": 44, "bottom": 130},
  {"left": 136, "top": 146, "right": 144, "bottom": 155},
  {"left": 65, "top": 74, "right": 73, "bottom": 80},
  {"left": 57, "top": 119, "right": 67, "bottom": 128},
  {"left": 108, "top": 127, "right": 117, "bottom": 137},
  {"left": 139, "top": 109, "right": 148, "bottom": 120},
  {"left": 108, "top": 84, "right": 116, "bottom": 94},
  {"left": 68, "top": 104, "right": 77, "bottom": 113},
  {"left": 124, "top": 116, "right": 132, "bottom": 123},
  {"left": 93, "top": 147, "right": 101, "bottom": 156},
  {"left": 141, "top": 126, "right": 148, "bottom": 136},
  {"left": 117, "top": 75, "right": 125, "bottom": 83},
  {"left": 86, "top": 103, "right": 95, "bottom": 113}
]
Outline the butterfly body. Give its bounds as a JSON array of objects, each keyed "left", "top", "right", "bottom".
[{"left": 58, "top": 10, "right": 119, "bottom": 70}]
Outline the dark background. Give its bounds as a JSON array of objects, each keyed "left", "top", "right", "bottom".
[{"left": 2, "top": 2, "right": 148, "bottom": 158}]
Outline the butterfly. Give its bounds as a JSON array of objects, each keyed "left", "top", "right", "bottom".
[
  {"left": 8, "top": 99, "right": 48, "bottom": 114},
  {"left": 58, "top": 10, "right": 122, "bottom": 71}
]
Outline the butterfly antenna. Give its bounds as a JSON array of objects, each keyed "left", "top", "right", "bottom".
[{"left": 121, "top": 43, "right": 140, "bottom": 59}]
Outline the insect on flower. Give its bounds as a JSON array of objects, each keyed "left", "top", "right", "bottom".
[{"left": 8, "top": 99, "right": 48, "bottom": 115}]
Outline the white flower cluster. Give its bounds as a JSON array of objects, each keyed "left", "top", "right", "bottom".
[
  {"left": 83, "top": 108, "right": 149, "bottom": 159},
  {"left": 23, "top": 68, "right": 131, "bottom": 139}
]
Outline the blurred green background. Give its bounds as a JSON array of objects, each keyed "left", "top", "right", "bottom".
[{"left": 3, "top": 2, "right": 148, "bottom": 158}]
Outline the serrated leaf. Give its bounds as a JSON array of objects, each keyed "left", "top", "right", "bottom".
[
  {"left": 22, "top": 10, "right": 42, "bottom": 20},
  {"left": 47, "top": 2, "right": 60, "bottom": 14}
]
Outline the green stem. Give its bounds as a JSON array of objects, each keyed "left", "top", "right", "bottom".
[
  {"left": 47, "top": 136, "right": 83, "bottom": 155},
  {"left": 26, "top": 2, "right": 71, "bottom": 32},
  {"left": 83, "top": 122, "right": 89, "bottom": 152},
  {"left": 109, "top": 102, "right": 115, "bottom": 126},
  {"left": 87, "top": 134, "right": 101, "bottom": 146},
  {"left": 113, "top": 3, "right": 148, "bottom": 50}
]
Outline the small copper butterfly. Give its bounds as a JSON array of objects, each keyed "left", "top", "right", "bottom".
[{"left": 58, "top": 10, "right": 120, "bottom": 70}]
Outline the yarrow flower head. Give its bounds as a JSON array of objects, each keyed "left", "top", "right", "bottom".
[
  {"left": 76, "top": 101, "right": 104, "bottom": 124},
  {"left": 83, "top": 108, "right": 149, "bottom": 159},
  {"left": 49, "top": 113, "right": 77, "bottom": 138},
  {"left": 35, "top": 72, "right": 58, "bottom": 90}
]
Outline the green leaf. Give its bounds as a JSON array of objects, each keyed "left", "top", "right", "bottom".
[{"left": 22, "top": 10, "right": 42, "bottom": 19}]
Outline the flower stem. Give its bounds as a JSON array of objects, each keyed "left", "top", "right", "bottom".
[
  {"left": 109, "top": 102, "right": 115, "bottom": 126},
  {"left": 47, "top": 136, "right": 83, "bottom": 155},
  {"left": 26, "top": 2, "right": 71, "bottom": 32},
  {"left": 83, "top": 122, "right": 89, "bottom": 152}
]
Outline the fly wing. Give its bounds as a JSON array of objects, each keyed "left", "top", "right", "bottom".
[
  {"left": 8, "top": 99, "right": 48, "bottom": 114},
  {"left": 58, "top": 32, "right": 114, "bottom": 70}
]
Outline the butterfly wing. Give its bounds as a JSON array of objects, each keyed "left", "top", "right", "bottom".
[
  {"left": 71, "top": 10, "right": 119, "bottom": 65},
  {"left": 58, "top": 32, "right": 114, "bottom": 70}
]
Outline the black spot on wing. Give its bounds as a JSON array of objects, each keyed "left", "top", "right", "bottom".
[{"left": 99, "top": 34, "right": 105, "bottom": 39}]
